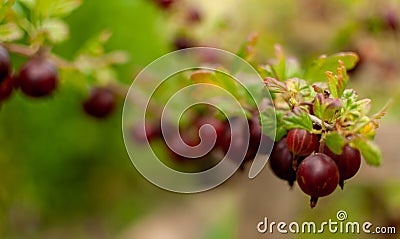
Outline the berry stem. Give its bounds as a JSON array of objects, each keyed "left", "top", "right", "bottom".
[
  {"left": 2, "top": 43, "right": 39, "bottom": 57},
  {"left": 48, "top": 54, "right": 76, "bottom": 69},
  {"left": 319, "top": 134, "right": 326, "bottom": 153}
]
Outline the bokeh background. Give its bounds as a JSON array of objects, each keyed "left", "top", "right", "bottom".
[{"left": 1, "top": 0, "right": 400, "bottom": 238}]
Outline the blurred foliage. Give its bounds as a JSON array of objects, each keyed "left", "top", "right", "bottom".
[{"left": 0, "top": 0, "right": 399, "bottom": 238}]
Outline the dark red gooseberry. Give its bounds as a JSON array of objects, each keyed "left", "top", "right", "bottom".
[
  {"left": 324, "top": 144, "right": 361, "bottom": 189},
  {"left": 286, "top": 128, "right": 319, "bottom": 156},
  {"left": 292, "top": 155, "right": 306, "bottom": 171},
  {"left": 131, "top": 121, "right": 161, "bottom": 144},
  {"left": 0, "top": 46, "right": 11, "bottom": 81},
  {"left": 220, "top": 114, "right": 271, "bottom": 166},
  {"left": 219, "top": 118, "right": 254, "bottom": 165},
  {"left": 249, "top": 114, "right": 261, "bottom": 148},
  {"left": 19, "top": 58, "right": 58, "bottom": 97},
  {"left": 165, "top": 130, "right": 201, "bottom": 162},
  {"left": 385, "top": 10, "right": 399, "bottom": 31},
  {"left": 195, "top": 116, "right": 225, "bottom": 148},
  {"left": 173, "top": 36, "right": 195, "bottom": 50},
  {"left": 83, "top": 87, "right": 116, "bottom": 118},
  {"left": 247, "top": 113, "right": 273, "bottom": 155},
  {"left": 154, "top": 0, "right": 174, "bottom": 9},
  {"left": 269, "top": 138, "right": 297, "bottom": 187},
  {"left": 0, "top": 75, "right": 14, "bottom": 102},
  {"left": 186, "top": 8, "right": 202, "bottom": 24},
  {"left": 259, "top": 134, "right": 273, "bottom": 154},
  {"left": 296, "top": 153, "right": 339, "bottom": 208}
]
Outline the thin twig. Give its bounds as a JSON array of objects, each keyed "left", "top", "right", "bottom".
[
  {"left": 2, "top": 43, "right": 39, "bottom": 57},
  {"left": 48, "top": 53, "right": 76, "bottom": 69},
  {"left": 309, "top": 114, "right": 334, "bottom": 131}
]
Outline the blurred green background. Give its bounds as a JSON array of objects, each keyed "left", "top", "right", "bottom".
[{"left": 1, "top": 0, "right": 399, "bottom": 238}]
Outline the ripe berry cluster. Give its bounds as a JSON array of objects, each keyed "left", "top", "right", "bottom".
[
  {"left": 270, "top": 127, "right": 361, "bottom": 208},
  {"left": 132, "top": 109, "right": 271, "bottom": 168},
  {"left": 0, "top": 45, "right": 58, "bottom": 102},
  {"left": 261, "top": 45, "right": 388, "bottom": 208},
  {"left": 0, "top": 45, "right": 116, "bottom": 118}
]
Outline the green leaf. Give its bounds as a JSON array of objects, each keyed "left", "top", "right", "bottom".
[
  {"left": 257, "top": 65, "right": 275, "bottom": 79},
  {"left": 18, "top": 0, "right": 35, "bottom": 9},
  {"left": 358, "top": 122, "right": 376, "bottom": 140},
  {"left": 304, "top": 52, "right": 359, "bottom": 83},
  {"left": 41, "top": 18, "right": 69, "bottom": 43},
  {"left": 261, "top": 45, "right": 302, "bottom": 82},
  {"left": 189, "top": 70, "right": 243, "bottom": 101},
  {"left": 213, "top": 71, "right": 241, "bottom": 99},
  {"left": 286, "top": 57, "right": 303, "bottom": 79},
  {"left": 326, "top": 71, "right": 339, "bottom": 98},
  {"left": 325, "top": 132, "right": 346, "bottom": 154},
  {"left": 272, "top": 45, "right": 287, "bottom": 81},
  {"left": 95, "top": 67, "right": 117, "bottom": 85},
  {"left": 0, "top": 23, "right": 24, "bottom": 42},
  {"left": 264, "top": 77, "right": 288, "bottom": 93},
  {"left": 47, "top": 0, "right": 82, "bottom": 17},
  {"left": 0, "top": 0, "right": 17, "bottom": 20},
  {"left": 76, "top": 30, "right": 111, "bottom": 56},
  {"left": 261, "top": 108, "right": 285, "bottom": 142},
  {"left": 341, "top": 89, "right": 358, "bottom": 101},
  {"left": 243, "top": 83, "right": 263, "bottom": 108},
  {"left": 312, "top": 94, "right": 342, "bottom": 123},
  {"left": 312, "top": 93, "right": 324, "bottom": 119},
  {"left": 326, "top": 60, "right": 348, "bottom": 98},
  {"left": 350, "top": 137, "right": 382, "bottom": 166},
  {"left": 236, "top": 32, "right": 258, "bottom": 60},
  {"left": 282, "top": 108, "right": 313, "bottom": 131},
  {"left": 36, "top": 0, "right": 82, "bottom": 18},
  {"left": 335, "top": 60, "right": 348, "bottom": 98}
]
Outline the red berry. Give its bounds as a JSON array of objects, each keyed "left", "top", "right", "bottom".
[
  {"left": 0, "top": 46, "right": 11, "bottom": 81},
  {"left": 165, "top": 129, "right": 201, "bottom": 162},
  {"left": 385, "top": 10, "right": 399, "bottom": 31},
  {"left": 248, "top": 114, "right": 273, "bottom": 155},
  {"left": 173, "top": 36, "right": 194, "bottom": 50},
  {"left": 186, "top": 8, "right": 202, "bottom": 24},
  {"left": 195, "top": 116, "right": 225, "bottom": 148},
  {"left": 296, "top": 153, "right": 339, "bottom": 208},
  {"left": 269, "top": 138, "right": 296, "bottom": 187},
  {"left": 219, "top": 115, "right": 265, "bottom": 167},
  {"left": 19, "top": 58, "right": 58, "bottom": 97},
  {"left": 324, "top": 144, "right": 361, "bottom": 189},
  {"left": 154, "top": 0, "right": 174, "bottom": 9},
  {"left": 219, "top": 118, "right": 253, "bottom": 164},
  {"left": 0, "top": 75, "right": 14, "bottom": 102},
  {"left": 83, "top": 87, "right": 116, "bottom": 118},
  {"left": 131, "top": 121, "right": 161, "bottom": 144},
  {"left": 286, "top": 129, "right": 319, "bottom": 156}
]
